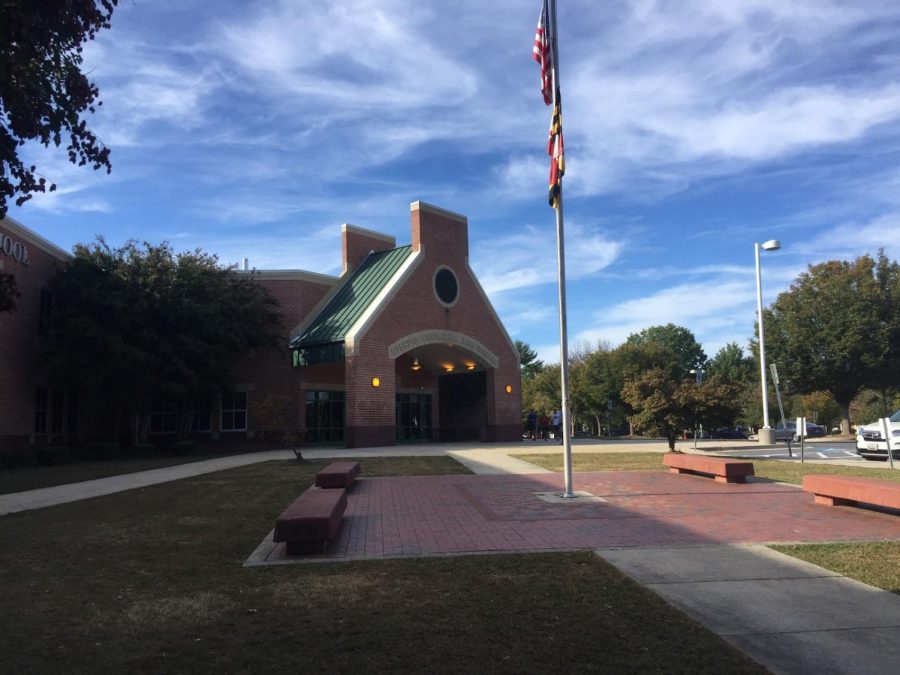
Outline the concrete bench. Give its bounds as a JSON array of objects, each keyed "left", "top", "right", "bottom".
[
  {"left": 663, "top": 452, "right": 754, "bottom": 484},
  {"left": 803, "top": 475, "right": 900, "bottom": 510},
  {"left": 273, "top": 487, "right": 347, "bottom": 554},
  {"left": 315, "top": 461, "right": 361, "bottom": 489}
]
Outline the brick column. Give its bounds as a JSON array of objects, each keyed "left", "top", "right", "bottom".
[{"left": 344, "top": 351, "right": 396, "bottom": 448}]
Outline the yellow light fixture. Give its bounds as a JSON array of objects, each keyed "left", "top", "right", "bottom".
[
  {"left": 505, "top": 384, "right": 512, "bottom": 394},
  {"left": 411, "top": 357, "right": 422, "bottom": 372},
  {"left": 371, "top": 377, "right": 381, "bottom": 388},
  {"left": 444, "top": 365, "right": 454, "bottom": 373},
  {"left": 466, "top": 363, "right": 476, "bottom": 371}
]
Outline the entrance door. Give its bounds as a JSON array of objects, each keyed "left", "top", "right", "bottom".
[{"left": 396, "top": 393, "right": 432, "bottom": 441}]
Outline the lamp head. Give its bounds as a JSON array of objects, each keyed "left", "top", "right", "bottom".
[{"left": 761, "top": 239, "right": 781, "bottom": 251}]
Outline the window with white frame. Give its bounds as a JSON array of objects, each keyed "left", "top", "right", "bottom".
[{"left": 221, "top": 391, "right": 248, "bottom": 432}]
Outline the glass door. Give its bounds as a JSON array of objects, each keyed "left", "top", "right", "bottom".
[{"left": 396, "top": 393, "right": 432, "bottom": 441}]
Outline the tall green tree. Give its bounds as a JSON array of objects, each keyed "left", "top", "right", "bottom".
[
  {"left": 515, "top": 339, "right": 544, "bottom": 380},
  {"left": 622, "top": 371, "right": 741, "bottom": 451},
  {"left": 44, "top": 239, "right": 281, "bottom": 443},
  {"left": 1, "top": 0, "right": 117, "bottom": 217},
  {"left": 0, "top": 271, "right": 16, "bottom": 313},
  {"left": 521, "top": 364, "right": 560, "bottom": 418},
  {"left": 624, "top": 324, "right": 706, "bottom": 381},
  {"left": 707, "top": 342, "right": 754, "bottom": 383},
  {"left": 763, "top": 254, "right": 899, "bottom": 433},
  {"left": 572, "top": 346, "right": 623, "bottom": 435}
]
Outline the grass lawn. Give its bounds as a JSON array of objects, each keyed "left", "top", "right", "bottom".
[
  {"left": 514, "top": 451, "right": 900, "bottom": 485},
  {"left": 0, "top": 456, "right": 765, "bottom": 674},
  {"left": 769, "top": 542, "right": 900, "bottom": 595}
]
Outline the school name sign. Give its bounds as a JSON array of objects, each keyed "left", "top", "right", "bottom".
[
  {"left": 388, "top": 330, "right": 499, "bottom": 368},
  {"left": 0, "top": 231, "right": 30, "bottom": 266}
]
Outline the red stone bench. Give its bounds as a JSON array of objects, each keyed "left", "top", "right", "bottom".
[
  {"left": 315, "top": 461, "right": 361, "bottom": 489},
  {"left": 803, "top": 475, "right": 900, "bottom": 510},
  {"left": 663, "top": 453, "right": 754, "bottom": 484},
  {"left": 273, "top": 487, "right": 347, "bottom": 554}
]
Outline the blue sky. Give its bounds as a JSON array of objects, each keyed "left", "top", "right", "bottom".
[{"left": 10, "top": 0, "right": 900, "bottom": 365}]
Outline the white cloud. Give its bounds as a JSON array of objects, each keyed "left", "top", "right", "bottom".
[
  {"left": 803, "top": 215, "right": 900, "bottom": 261},
  {"left": 471, "top": 219, "right": 624, "bottom": 295}
]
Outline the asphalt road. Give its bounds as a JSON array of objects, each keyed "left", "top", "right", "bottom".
[{"left": 716, "top": 440, "right": 878, "bottom": 463}]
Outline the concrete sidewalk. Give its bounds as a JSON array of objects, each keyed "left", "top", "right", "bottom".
[
  {"left": 0, "top": 442, "right": 552, "bottom": 515},
  {"left": 596, "top": 544, "right": 900, "bottom": 675},
  {"left": 0, "top": 449, "right": 298, "bottom": 515}
]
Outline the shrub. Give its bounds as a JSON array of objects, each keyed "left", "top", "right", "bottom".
[
  {"left": 36, "top": 445, "right": 70, "bottom": 466},
  {"left": 171, "top": 440, "right": 196, "bottom": 456},
  {"left": 126, "top": 443, "right": 156, "bottom": 458},
  {"left": 88, "top": 442, "right": 121, "bottom": 461}
]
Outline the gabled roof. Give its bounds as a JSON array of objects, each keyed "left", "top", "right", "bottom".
[{"left": 290, "top": 245, "right": 412, "bottom": 348}]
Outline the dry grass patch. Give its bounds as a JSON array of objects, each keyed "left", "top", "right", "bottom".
[
  {"left": 770, "top": 541, "right": 900, "bottom": 595},
  {"left": 750, "top": 460, "right": 900, "bottom": 485},
  {"left": 515, "top": 451, "right": 900, "bottom": 486},
  {"left": 0, "top": 456, "right": 767, "bottom": 674},
  {"left": 515, "top": 452, "right": 665, "bottom": 472}
]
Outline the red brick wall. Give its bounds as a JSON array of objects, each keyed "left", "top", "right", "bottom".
[
  {"left": 231, "top": 275, "right": 337, "bottom": 440},
  {"left": 345, "top": 204, "right": 521, "bottom": 446},
  {"left": 0, "top": 219, "right": 69, "bottom": 451},
  {"left": 343, "top": 226, "right": 396, "bottom": 274}
]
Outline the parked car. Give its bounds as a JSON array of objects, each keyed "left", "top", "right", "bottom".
[
  {"left": 771, "top": 421, "right": 825, "bottom": 442},
  {"left": 855, "top": 410, "right": 900, "bottom": 461},
  {"left": 713, "top": 428, "right": 749, "bottom": 440}
]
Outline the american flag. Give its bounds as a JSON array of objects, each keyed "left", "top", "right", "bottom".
[{"left": 532, "top": 0, "right": 552, "bottom": 106}]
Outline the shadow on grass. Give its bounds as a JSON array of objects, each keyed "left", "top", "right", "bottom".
[{"left": 0, "top": 457, "right": 765, "bottom": 674}]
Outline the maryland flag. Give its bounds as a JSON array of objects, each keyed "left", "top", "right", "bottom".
[{"left": 547, "top": 90, "right": 564, "bottom": 208}]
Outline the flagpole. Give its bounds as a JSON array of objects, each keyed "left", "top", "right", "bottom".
[{"left": 549, "top": 0, "right": 574, "bottom": 498}]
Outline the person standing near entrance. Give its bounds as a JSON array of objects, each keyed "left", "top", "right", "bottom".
[
  {"left": 551, "top": 410, "right": 562, "bottom": 445},
  {"left": 526, "top": 410, "right": 538, "bottom": 441}
]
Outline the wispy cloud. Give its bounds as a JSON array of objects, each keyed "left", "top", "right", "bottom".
[{"left": 471, "top": 219, "right": 624, "bottom": 295}]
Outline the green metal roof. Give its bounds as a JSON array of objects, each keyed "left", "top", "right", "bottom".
[{"left": 291, "top": 245, "right": 412, "bottom": 348}]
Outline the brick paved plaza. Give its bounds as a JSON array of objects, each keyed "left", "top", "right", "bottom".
[{"left": 250, "top": 470, "right": 900, "bottom": 564}]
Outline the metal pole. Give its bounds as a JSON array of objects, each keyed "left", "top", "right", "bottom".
[
  {"left": 771, "top": 363, "right": 790, "bottom": 458},
  {"left": 755, "top": 243, "right": 773, "bottom": 440},
  {"left": 881, "top": 417, "right": 895, "bottom": 470},
  {"left": 549, "top": 0, "right": 573, "bottom": 497}
]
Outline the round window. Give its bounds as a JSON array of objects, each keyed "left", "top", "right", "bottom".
[{"left": 434, "top": 267, "right": 459, "bottom": 306}]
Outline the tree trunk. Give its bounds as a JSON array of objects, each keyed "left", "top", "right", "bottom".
[
  {"left": 838, "top": 399, "right": 851, "bottom": 435},
  {"left": 666, "top": 430, "right": 677, "bottom": 451}
]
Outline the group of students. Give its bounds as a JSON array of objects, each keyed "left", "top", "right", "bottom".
[{"left": 525, "top": 409, "right": 563, "bottom": 443}]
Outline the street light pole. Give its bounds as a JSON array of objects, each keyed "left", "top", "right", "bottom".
[
  {"left": 690, "top": 368, "right": 704, "bottom": 449},
  {"left": 755, "top": 240, "right": 781, "bottom": 445}
]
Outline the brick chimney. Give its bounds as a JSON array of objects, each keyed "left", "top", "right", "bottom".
[
  {"left": 410, "top": 201, "right": 468, "bottom": 260},
  {"left": 342, "top": 224, "right": 396, "bottom": 274}
]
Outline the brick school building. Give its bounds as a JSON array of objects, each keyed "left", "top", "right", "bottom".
[{"left": 0, "top": 202, "right": 522, "bottom": 456}]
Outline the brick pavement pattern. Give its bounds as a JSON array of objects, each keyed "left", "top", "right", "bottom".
[{"left": 253, "top": 470, "right": 900, "bottom": 563}]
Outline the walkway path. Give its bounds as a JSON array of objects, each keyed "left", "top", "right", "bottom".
[{"left": 596, "top": 544, "right": 900, "bottom": 675}]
